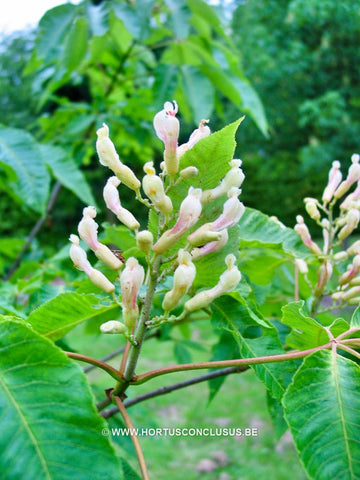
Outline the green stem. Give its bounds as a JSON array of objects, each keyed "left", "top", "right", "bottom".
[
  {"left": 65, "top": 352, "right": 122, "bottom": 381},
  {"left": 131, "top": 341, "right": 333, "bottom": 386},
  {"left": 112, "top": 255, "right": 162, "bottom": 396}
]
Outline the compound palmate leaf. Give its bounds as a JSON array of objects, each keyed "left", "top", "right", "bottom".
[
  {"left": 283, "top": 350, "right": 360, "bottom": 480},
  {"left": 27, "top": 292, "right": 118, "bottom": 341},
  {"left": 0, "top": 319, "right": 122, "bottom": 480}
]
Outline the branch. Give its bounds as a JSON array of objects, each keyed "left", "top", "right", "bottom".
[
  {"left": 5, "top": 181, "right": 62, "bottom": 280},
  {"left": 101, "top": 366, "right": 247, "bottom": 419},
  {"left": 65, "top": 351, "right": 122, "bottom": 381},
  {"left": 114, "top": 396, "right": 150, "bottom": 480},
  {"left": 131, "top": 342, "right": 333, "bottom": 385}
]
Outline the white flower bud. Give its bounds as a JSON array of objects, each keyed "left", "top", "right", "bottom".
[
  {"left": 350, "top": 275, "right": 360, "bottom": 286},
  {"left": 211, "top": 187, "right": 245, "bottom": 230},
  {"left": 294, "top": 258, "right": 308, "bottom": 274},
  {"left": 96, "top": 124, "right": 140, "bottom": 190},
  {"left": 100, "top": 320, "right": 127, "bottom": 334},
  {"left": 347, "top": 240, "right": 360, "bottom": 256},
  {"left": 294, "top": 215, "right": 322, "bottom": 254},
  {"left": 136, "top": 230, "right": 153, "bottom": 253},
  {"left": 120, "top": 257, "right": 144, "bottom": 327},
  {"left": 78, "top": 206, "right": 122, "bottom": 269},
  {"left": 191, "top": 229, "right": 229, "bottom": 260},
  {"left": 177, "top": 119, "right": 210, "bottom": 157},
  {"left": 347, "top": 296, "right": 360, "bottom": 305},
  {"left": 333, "top": 251, "right": 348, "bottom": 262},
  {"left": 180, "top": 166, "right": 199, "bottom": 179},
  {"left": 305, "top": 199, "right": 321, "bottom": 221},
  {"left": 153, "top": 187, "right": 202, "bottom": 254},
  {"left": 142, "top": 162, "right": 173, "bottom": 214},
  {"left": 341, "top": 286, "right": 360, "bottom": 302},
  {"left": 162, "top": 250, "right": 196, "bottom": 312},
  {"left": 153, "top": 101, "right": 180, "bottom": 176},
  {"left": 187, "top": 223, "right": 221, "bottom": 246},
  {"left": 338, "top": 208, "right": 360, "bottom": 241},
  {"left": 69, "top": 235, "right": 115, "bottom": 293},
  {"left": 103, "top": 176, "right": 140, "bottom": 231},
  {"left": 322, "top": 160, "right": 342, "bottom": 204},
  {"left": 185, "top": 254, "right": 240, "bottom": 312},
  {"left": 334, "top": 154, "right": 360, "bottom": 199},
  {"left": 202, "top": 160, "right": 245, "bottom": 204},
  {"left": 69, "top": 234, "right": 92, "bottom": 275},
  {"left": 332, "top": 291, "right": 344, "bottom": 301},
  {"left": 78, "top": 206, "right": 100, "bottom": 251}
]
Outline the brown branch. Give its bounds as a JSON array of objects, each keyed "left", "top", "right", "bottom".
[
  {"left": 65, "top": 351, "right": 122, "bottom": 381},
  {"left": 5, "top": 181, "right": 62, "bottom": 280},
  {"left": 101, "top": 366, "right": 248, "bottom": 419},
  {"left": 114, "top": 396, "right": 150, "bottom": 480}
]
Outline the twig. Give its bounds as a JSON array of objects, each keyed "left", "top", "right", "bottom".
[
  {"left": 114, "top": 396, "right": 150, "bottom": 480},
  {"left": 4, "top": 181, "right": 62, "bottom": 280},
  {"left": 84, "top": 347, "right": 126, "bottom": 374},
  {"left": 338, "top": 343, "right": 360, "bottom": 361},
  {"left": 65, "top": 351, "right": 122, "bottom": 381},
  {"left": 131, "top": 342, "right": 333, "bottom": 385},
  {"left": 101, "top": 366, "right": 247, "bottom": 419}
]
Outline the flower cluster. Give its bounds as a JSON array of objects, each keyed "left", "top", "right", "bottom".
[
  {"left": 293, "top": 154, "right": 360, "bottom": 308},
  {"left": 69, "top": 101, "right": 244, "bottom": 338}
]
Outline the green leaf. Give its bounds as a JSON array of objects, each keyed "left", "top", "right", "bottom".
[
  {"left": 0, "top": 128, "right": 50, "bottom": 214},
  {"left": 164, "top": 0, "right": 191, "bottom": 38},
  {"left": 281, "top": 301, "right": 349, "bottom": 349},
  {"left": 120, "top": 458, "right": 141, "bottom": 480},
  {"left": 153, "top": 64, "right": 179, "bottom": 110},
  {"left": 113, "top": 0, "right": 154, "bottom": 40},
  {"left": 174, "top": 342, "right": 192, "bottom": 364},
  {"left": 351, "top": 306, "right": 360, "bottom": 327},
  {"left": 180, "top": 65, "right": 215, "bottom": 123},
  {"left": 283, "top": 350, "right": 360, "bottom": 480},
  {"left": 40, "top": 144, "right": 96, "bottom": 206},
  {"left": 267, "top": 392, "right": 288, "bottom": 440},
  {"left": 27, "top": 292, "right": 119, "bottom": 341},
  {"left": 36, "top": 4, "right": 78, "bottom": 63},
  {"left": 239, "top": 207, "right": 308, "bottom": 259},
  {"left": 239, "top": 248, "right": 286, "bottom": 285},
  {"left": 61, "top": 16, "right": 88, "bottom": 72},
  {"left": 0, "top": 319, "right": 122, "bottom": 480}
]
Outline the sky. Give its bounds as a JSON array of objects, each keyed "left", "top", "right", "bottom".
[{"left": 0, "top": 0, "right": 80, "bottom": 34}]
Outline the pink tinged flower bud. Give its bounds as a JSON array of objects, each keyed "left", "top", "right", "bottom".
[
  {"left": 191, "top": 229, "right": 229, "bottom": 260},
  {"left": 339, "top": 254, "right": 360, "bottom": 285},
  {"left": 322, "top": 160, "right": 342, "bottom": 204},
  {"left": 294, "top": 215, "right": 322, "bottom": 254},
  {"left": 338, "top": 208, "right": 360, "bottom": 241},
  {"left": 350, "top": 275, "right": 360, "bottom": 286},
  {"left": 347, "top": 240, "right": 360, "bottom": 256},
  {"left": 340, "top": 180, "right": 360, "bottom": 210},
  {"left": 314, "top": 260, "right": 333, "bottom": 296},
  {"left": 347, "top": 296, "right": 360, "bottom": 305},
  {"left": 103, "top": 176, "right": 140, "bottom": 231},
  {"left": 202, "top": 160, "right": 245, "bottom": 204},
  {"left": 96, "top": 123, "right": 140, "bottom": 191},
  {"left": 187, "top": 223, "right": 221, "bottom": 246},
  {"left": 322, "top": 219, "right": 330, "bottom": 254},
  {"left": 332, "top": 291, "right": 344, "bottom": 301},
  {"left": 100, "top": 320, "right": 127, "bottom": 334},
  {"left": 177, "top": 119, "right": 211, "bottom": 157},
  {"left": 180, "top": 166, "right": 199, "bottom": 179},
  {"left": 334, "top": 154, "right": 360, "bottom": 199},
  {"left": 162, "top": 250, "right": 196, "bottom": 312},
  {"left": 136, "top": 230, "right": 154, "bottom": 254},
  {"left": 153, "top": 101, "right": 180, "bottom": 176},
  {"left": 305, "top": 199, "right": 321, "bottom": 221},
  {"left": 69, "top": 235, "right": 115, "bottom": 293},
  {"left": 142, "top": 162, "right": 173, "bottom": 214},
  {"left": 294, "top": 258, "right": 308, "bottom": 274},
  {"left": 184, "top": 254, "right": 241, "bottom": 312},
  {"left": 78, "top": 206, "right": 122, "bottom": 269},
  {"left": 153, "top": 187, "right": 202, "bottom": 254},
  {"left": 211, "top": 188, "right": 245, "bottom": 231},
  {"left": 120, "top": 257, "right": 144, "bottom": 327}
]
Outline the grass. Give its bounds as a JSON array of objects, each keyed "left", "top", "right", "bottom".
[{"left": 67, "top": 319, "right": 308, "bottom": 480}]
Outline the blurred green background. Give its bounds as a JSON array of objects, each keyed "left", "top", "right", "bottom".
[{"left": 1, "top": 0, "right": 359, "bottom": 478}]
